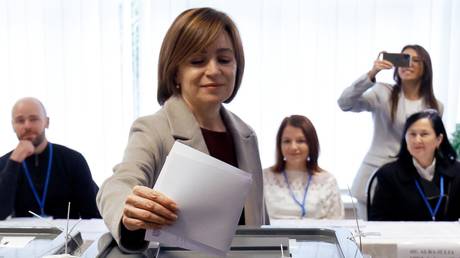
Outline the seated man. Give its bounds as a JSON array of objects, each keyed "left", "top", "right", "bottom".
[{"left": 0, "top": 97, "right": 100, "bottom": 219}]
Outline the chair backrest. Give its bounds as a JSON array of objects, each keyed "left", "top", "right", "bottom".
[{"left": 366, "top": 171, "right": 379, "bottom": 220}]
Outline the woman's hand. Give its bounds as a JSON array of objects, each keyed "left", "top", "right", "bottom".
[
  {"left": 368, "top": 52, "right": 394, "bottom": 81},
  {"left": 122, "top": 185, "right": 178, "bottom": 231}
]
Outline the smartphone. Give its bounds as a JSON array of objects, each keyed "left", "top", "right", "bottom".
[{"left": 382, "top": 53, "right": 411, "bottom": 67}]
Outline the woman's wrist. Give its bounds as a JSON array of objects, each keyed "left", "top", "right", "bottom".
[{"left": 367, "top": 70, "right": 377, "bottom": 82}]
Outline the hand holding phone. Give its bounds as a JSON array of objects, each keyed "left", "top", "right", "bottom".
[{"left": 381, "top": 53, "right": 411, "bottom": 67}]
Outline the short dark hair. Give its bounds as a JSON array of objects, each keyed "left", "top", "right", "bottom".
[
  {"left": 157, "top": 7, "right": 244, "bottom": 105},
  {"left": 272, "top": 115, "right": 322, "bottom": 173},
  {"left": 398, "top": 109, "right": 457, "bottom": 163}
]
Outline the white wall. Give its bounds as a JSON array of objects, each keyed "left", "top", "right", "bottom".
[{"left": 1, "top": 0, "right": 459, "bottom": 188}]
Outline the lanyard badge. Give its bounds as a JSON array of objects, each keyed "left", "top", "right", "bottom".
[
  {"left": 22, "top": 143, "right": 53, "bottom": 217},
  {"left": 414, "top": 175, "right": 444, "bottom": 221},
  {"left": 282, "top": 170, "right": 312, "bottom": 218}
]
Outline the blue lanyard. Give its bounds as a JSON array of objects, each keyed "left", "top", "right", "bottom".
[
  {"left": 414, "top": 175, "right": 444, "bottom": 221},
  {"left": 21, "top": 143, "right": 53, "bottom": 217},
  {"left": 282, "top": 170, "right": 312, "bottom": 218}
]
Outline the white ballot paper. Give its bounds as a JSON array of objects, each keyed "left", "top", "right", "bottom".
[{"left": 145, "top": 141, "right": 253, "bottom": 256}]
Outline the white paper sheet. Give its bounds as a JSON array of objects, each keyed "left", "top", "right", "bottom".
[
  {"left": 145, "top": 141, "right": 253, "bottom": 256},
  {"left": 0, "top": 236, "right": 34, "bottom": 248}
]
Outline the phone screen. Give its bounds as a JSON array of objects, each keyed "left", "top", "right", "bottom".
[{"left": 382, "top": 53, "right": 411, "bottom": 67}]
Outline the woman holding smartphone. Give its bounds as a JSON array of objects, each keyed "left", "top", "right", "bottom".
[{"left": 337, "top": 44, "right": 443, "bottom": 219}]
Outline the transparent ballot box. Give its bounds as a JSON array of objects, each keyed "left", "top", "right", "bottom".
[
  {"left": 0, "top": 226, "right": 83, "bottom": 257},
  {"left": 86, "top": 227, "right": 363, "bottom": 258}
]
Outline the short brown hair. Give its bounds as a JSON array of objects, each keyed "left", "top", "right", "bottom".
[
  {"left": 272, "top": 115, "right": 322, "bottom": 173},
  {"left": 157, "top": 7, "right": 244, "bottom": 105}
]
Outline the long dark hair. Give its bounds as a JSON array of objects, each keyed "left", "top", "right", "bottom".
[
  {"left": 398, "top": 109, "right": 457, "bottom": 163},
  {"left": 390, "top": 45, "right": 440, "bottom": 122},
  {"left": 272, "top": 115, "right": 322, "bottom": 174}
]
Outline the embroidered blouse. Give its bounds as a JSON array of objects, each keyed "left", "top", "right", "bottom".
[{"left": 263, "top": 168, "right": 344, "bottom": 219}]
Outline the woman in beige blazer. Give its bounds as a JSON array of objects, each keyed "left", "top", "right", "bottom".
[{"left": 97, "top": 7, "right": 266, "bottom": 253}]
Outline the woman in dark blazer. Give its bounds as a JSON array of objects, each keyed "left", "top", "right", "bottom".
[{"left": 368, "top": 109, "right": 460, "bottom": 221}]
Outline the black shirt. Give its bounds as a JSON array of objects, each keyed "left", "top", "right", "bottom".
[{"left": 0, "top": 143, "right": 100, "bottom": 219}]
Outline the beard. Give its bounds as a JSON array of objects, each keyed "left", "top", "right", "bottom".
[
  {"left": 31, "top": 131, "right": 46, "bottom": 147},
  {"left": 20, "top": 130, "right": 46, "bottom": 147}
]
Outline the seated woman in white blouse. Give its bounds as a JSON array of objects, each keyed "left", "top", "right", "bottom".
[{"left": 263, "top": 115, "right": 344, "bottom": 219}]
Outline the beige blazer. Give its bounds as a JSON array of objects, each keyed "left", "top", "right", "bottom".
[{"left": 96, "top": 96, "right": 265, "bottom": 252}]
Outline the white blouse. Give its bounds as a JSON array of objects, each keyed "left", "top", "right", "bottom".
[{"left": 263, "top": 168, "right": 344, "bottom": 220}]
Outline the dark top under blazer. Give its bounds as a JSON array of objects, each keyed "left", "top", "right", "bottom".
[
  {"left": 369, "top": 157, "right": 460, "bottom": 221},
  {"left": 96, "top": 96, "right": 265, "bottom": 253}
]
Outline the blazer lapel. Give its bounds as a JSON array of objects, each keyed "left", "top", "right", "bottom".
[
  {"left": 220, "top": 106, "right": 253, "bottom": 171},
  {"left": 164, "top": 99, "right": 262, "bottom": 225},
  {"left": 437, "top": 159, "right": 457, "bottom": 179},
  {"left": 220, "top": 106, "right": 262, "bottom": 224},
  {"left": 164, "top": 96, "right": 209, "bottom": 154}
]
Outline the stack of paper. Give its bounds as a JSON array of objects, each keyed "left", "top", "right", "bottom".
[{"left": 145, "top": 141, "right": 253, "bottom": 256}]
